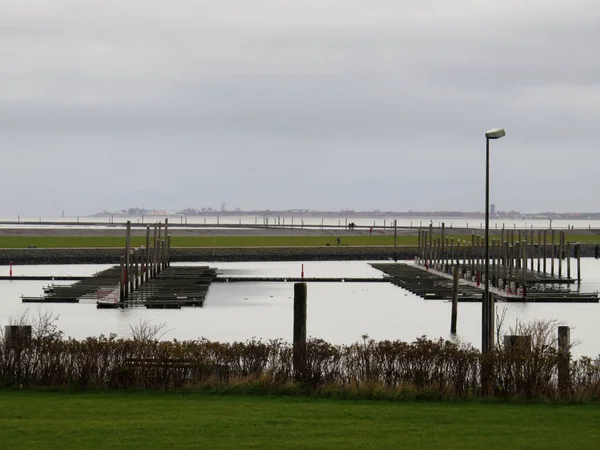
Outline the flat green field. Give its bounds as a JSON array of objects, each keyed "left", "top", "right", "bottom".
[
  {"left": 1, "top": 234, "right": 598, "bottom": 248},
  {"left": 1, "top": 391, "right": 599, "bottom": 449}
]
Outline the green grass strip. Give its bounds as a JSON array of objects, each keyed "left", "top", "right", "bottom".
[
  {"left": 1, "top": 391, "right": 599, "bottom": 449},
  {"left": 1, "top": 234, "right": 599, "bottom": 249}
]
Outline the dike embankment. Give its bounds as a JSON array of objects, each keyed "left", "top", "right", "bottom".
[
  {"left": 0, "top": 246, "right": 418, "bottom": 265},
  {"left": 2, "top": 244, "right": 598, "bottom": 266}
]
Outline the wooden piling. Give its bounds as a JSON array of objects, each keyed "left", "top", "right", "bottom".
[
  {"left": 167, "top": 235, "right": 172, "bottom": 267},
  {"left": 471, "top": 234, "right": 475, "bottom": 275},
  {"left": 293, "top": 283, "right": 307, "bottom": 380},
  {"left": 125, "top": 221, "right": 131, "bottom": 299},
  {"left": 530, "top": 230, "right": 535, "bottom": 272},
  {"left": 558, "top": 232, "right": 563, "bottom": 279},
  {"left": 164, "top": 219, "right": 169, "bottom": 268},
  {"left": 152, "top": 223, "right": 158, "bottom": 278},
  {"left": 566, "top": 241, "right": 571, "bottom": 280},
  {"left": 537, "top": 230, "right": 541, "bottom": 272},
  {"left": 429, "top": 223, "right": 433, "bottom": 264},
  {"left": 135, "top": 250, "right": 140, "bottom": 289},
  {"left": 576, "top": 243, "right": 581, "bottom": 283},
  {"left": 451, "top": 266, "right": 459, "bottom": 334},
  {"left": 394, "top": 220, "right": 398, "bottom": 262},
  {"left": 145, "top": 226, "right": 150, "bottom": 283},
  {"left": 119, "top": 255, "right": 125, "bottom": 302},
  {"left": 441, "top": 223, "right": 446, "bottom": 270},
  {"left": 543, "top": 230, "right": 547, "bottom": 274},
  {"left": 558, "top": 326, "right": 571, "bottom": 396},
  {"left": 491, "top": 239, "right": 496, "bottom": 286},
  {"left": 551, "top": 230, "right": 556, "bottom": 276}
]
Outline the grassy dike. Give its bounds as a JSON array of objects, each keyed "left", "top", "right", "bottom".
[
  {"left": 1, "top": 233, "right": 599, "bottom": 248},
  {"left": 1, "top": 391, "right": 600, "bottom": 449}
]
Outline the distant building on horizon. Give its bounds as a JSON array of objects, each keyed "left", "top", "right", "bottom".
[{"left": 490, "top": 204, "right": 496, "bottom": 216}]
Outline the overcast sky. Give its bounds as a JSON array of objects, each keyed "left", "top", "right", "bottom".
[{"left": 1, "top": 1, "right": 599, "bottom": 216}]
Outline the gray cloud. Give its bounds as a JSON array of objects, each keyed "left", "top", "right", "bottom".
[{"left": 1, "top": 1, "right": 599, "bottom": 215}]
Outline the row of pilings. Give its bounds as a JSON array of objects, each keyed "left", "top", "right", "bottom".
[
  {"left": 120, "top": 219, "right": 171, "bottom": 302},
  {"left": 417, "top": 223, "right": 581, "bottom": 292}
]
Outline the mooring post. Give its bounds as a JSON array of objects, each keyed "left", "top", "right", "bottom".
[
  {"left": 293, "top": 282, "right": 307, "bottom": 381},
  {"left": 566, "top": 241, "right": 571, "bottom": 280},
  {"left": 451, "top": 266, "right": 459, "bottom": 334},
  {"left": 471, "top": 233, "right": 475, "bottom": 275},
  {"left": 417, "top": 228, "right": 422, "bottom": 264},
  {"left": 429, "top": 223, "right": 433, "bottom": 264},
  {"left": 125, "top": 221, "right": 131, "bottom": 299},
  {"left": 394, "top": 219, "right": 398, "bottom": 262},
  {"left": 450, "top": 238, "right": 454, "bottom": 271},
  {"left": 491, "top": 239, "right": 496, "bottom": 286},
  {"left": 145, "top": 225, "right": 150, "bottom": 283},
  {"left": 558, "top": 326, "right": 571, "bottom": 397},
  {"left": 558, "top": 232, "right": 563, "bottom": 279},
  {"left": 536, "top": 230, "right": 541, "bottom": 272},
  {"left": 157, "top": 223, "right": 162, "bottom": 274},
  {"left": 164, "top": 219, "right": 169, "bottom": 268},
  {"left": 119, "top": 255, "right": 125, "bottom": 302},
  {"left": 543, "top": 230, "right": 547, "bottom": 275},
  {"left": 522, "top": 241, "right": 527, "bottom": 293},
  {"left": 152, "top": 223, "right": 158, "bottom": 278},
  {"left": 576, "top": 243, "right": 581, "bottom": 283},
  {"left": 133, "top": 250, "right": 139, "bottom": 290},
  {"left": 167, "top": 235, "right": 172, "bottom": 267},
  {"left": 530, "top": 231, "right": 535, "bottom": 272},
  {"left": 441, "top": 223, "right": 446, "bottom": 271},
  {"left": 551, "top": 229, "right": 556, "bottom": 277}
]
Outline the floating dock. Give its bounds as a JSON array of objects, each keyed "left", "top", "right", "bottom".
[{"left": 371, "top": 263, "right": 598, "bottom": 303}]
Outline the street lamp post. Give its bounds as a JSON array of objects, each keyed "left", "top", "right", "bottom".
[{"left": 483, "top": 128, "right": 505, "bottom": 356}]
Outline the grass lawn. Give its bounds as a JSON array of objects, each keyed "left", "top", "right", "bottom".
[
  {"left": 1, "top": 391, "right": 599, "bottom": 449},
  {"left": 1, "top": 233, "right": 598, "bottom": 248}
]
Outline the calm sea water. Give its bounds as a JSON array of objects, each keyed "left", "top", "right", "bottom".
[{"left": 1, "top": 260, "right": 599, "bottom": 357}]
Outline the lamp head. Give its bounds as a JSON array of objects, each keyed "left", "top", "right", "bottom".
[{"left": 485, "top": 128, "right": 505, "bottom": 139}]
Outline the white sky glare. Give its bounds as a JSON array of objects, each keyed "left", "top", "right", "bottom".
[{"left": 1, "top": 1, "right": 599, "bottom": 215}]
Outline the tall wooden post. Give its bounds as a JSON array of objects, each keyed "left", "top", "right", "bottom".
[
  {"left": 451, "top": 266, "right": 459, "bottom": 334},
  {"left": 119, "top": 255, "right": 125, "bottom": 302},
  {"left": 471, "top": 234, "right": 475, "bottom": 275},
  {"left": 393, "top": 220, "right": 398, "bottom": 262},
  {"left": 491, "top": 239, "right": 496, "bottom": 287},
  {"left": 576, "top": 243, "right": 581, "bottom": 283},
  {"left": 530, "top": 231, "right": 535, "bottom": 272},
  {"left": 125, "top": 221, "right": 131, "bottom": 299},
  {"left": 537, "top": 230, "right": 541, "bottom": 272},
  {"left": 157, "top": 223, "right": 162, "bottom": 273},
  {"left": 558, "top": 232, "right": 563, "bottom": 279},
  {"left": 550, "top": 230, "right": 555, "bottom": 276},
  {"left": 558, "top": 326, "right": 571, "bottom": 397},
  {"left": 566, "top": 241, "right": 571, "bottom": 280},
  {"left": 429, "top": 223, "right": 433, "bottom": 265},
  {"left": 167, "top": 235, "right": 172, "bottom": 267},
  {"left": 145, "top": 226, "right": 150, "bottom": 282},
  {"left": 152, "top": 223, "right": 158, "bottom": 278},
  {"left": 164, "top": 219, "right": 169, "bottom": 268},
  {"left": 441, "top": 223, "right": 446, "bottom": 270},
  {"left": 522, "top": 241, "right": 527, "bottom": 292},
  {"left": 543, "top": 230, "right": 547, "bottom": 275},
  {"left": 293, "top": 283, "right": 307, "bottom": 380}
]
